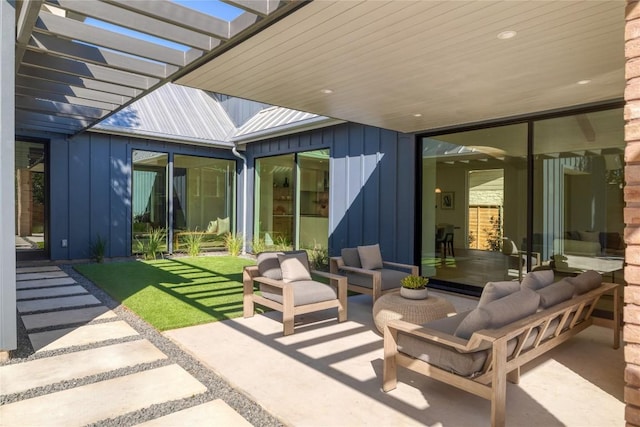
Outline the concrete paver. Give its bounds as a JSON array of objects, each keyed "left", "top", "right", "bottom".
[
  {"left": 17, "top": 294, "right": 101, "bottom": 313},
  {"left": 0, "top": 340, "right": 167, "bottom": 396},
  {"left": 16, "top": 271, "right": 69, "bottom": 281},
  {"left": 16, "top": 277, "right": 77, "bottom": 289},
  {"left": 21, "top": 306, "right": 117, "bottom": 331},
  {"left": 0, "top": 365, "right": 207, "bottom": 427},
  {"left": 17, "top": 285, "right": 88, "bottom": 300},
  {"left": 16, "top": 266, "right": 62, "bottom": 274},
  {"left": 134, "top": 399, "right": 252, "bottom": 427},
  {"left": 29, "top": 320, "right": 139, "bottom": 352}
]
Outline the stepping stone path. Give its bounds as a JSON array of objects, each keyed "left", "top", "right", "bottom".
[{"left": 1, "top": 265, "right": 252, "bottom": 426}]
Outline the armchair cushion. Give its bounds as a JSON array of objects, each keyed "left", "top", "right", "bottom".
[
  {"left": 341, "top": 248, "right": 362, "bottom": 268},
  {"left": 478, "top": 281, "right": 521, "bottom": 307},
  {"left": 257, "top": 250, "right": 307, "bottom": 281},
  {"left": 520, "top": 269, "right": 555, "bottom": 291},
  {"left": 454, "top": 288, "right": 540, "bottom": 340},
  {"left": 278, "top": 252, "right": 311, "bottom": 283},
  {"left": 357, "top": 244, "right": 383, "bottom": 270},
  {"left": 260, "top": 280, "right": 338, "bottom": 306},
  {"left": 347, "top": 268, "right": 408, "bottom": 291}
]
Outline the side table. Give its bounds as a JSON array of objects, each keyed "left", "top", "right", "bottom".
[{"left": 372, "top": 291, "right": 455, "bottom": 334}]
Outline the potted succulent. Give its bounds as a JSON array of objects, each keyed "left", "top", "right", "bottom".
[{"left": 400, "top": 275, "right": 429, "bottom": 300}]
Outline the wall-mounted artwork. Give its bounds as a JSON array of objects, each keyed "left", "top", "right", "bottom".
[{"left": 441, "top": 192, "right": 454, "bottom": 209}]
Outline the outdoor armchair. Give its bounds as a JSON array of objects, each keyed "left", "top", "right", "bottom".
[
  {"left": 329, "top": 244, "right": 419, "bottom": 303},
  {"left": 243, "top": 250, "right": 347, "bottom": 336}
]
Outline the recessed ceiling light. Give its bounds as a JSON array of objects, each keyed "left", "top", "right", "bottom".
[
  {"left": 320, "top": 89, "right": 333, "bottom": 94},
  {"left": 497, "top": 30, "right": 517, "bottom": 40},
  {"left": 577, "top": 79, "right": 591, "bottom": 85},
  {"left": 413, "top": 113, "right": 422, "bottom": 117}
]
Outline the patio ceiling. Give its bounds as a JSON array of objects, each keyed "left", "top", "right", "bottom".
[
  {"left": 14, "top": 0, "right": 307, "bottom": 135},
  {"left": 177, "top": 0, "right": 625, "bottom": 134}
]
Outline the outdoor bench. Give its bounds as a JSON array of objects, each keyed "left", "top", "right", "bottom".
[{"left": 382, "top": 272, "right": 620, "bottom": 427}]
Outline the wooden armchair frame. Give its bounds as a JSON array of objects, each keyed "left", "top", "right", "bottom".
[
  {"left": 243, "top": 265, "right": 347, "bottom": 336},
  {"left": 330, "top": 257, "right": 419, "bottom": 302}
]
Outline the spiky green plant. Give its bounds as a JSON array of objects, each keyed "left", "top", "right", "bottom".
[
  {"left": 138, "top": 228, "right": 166, "bottom": 260},
  {"left": 182, "top": 229, "right": 205, "bottom": 257},
  {"left": 90, "top": 234, "right": 107, "bottom": 263},
  {"left": 251, "top": 236, "right": 266, "bottom": 254},
  {"left": 306, "top": 244, "right": 329, "bottom": 271},
  {"left": 224, "top": 232, "right": 244, "bottom": 257}
]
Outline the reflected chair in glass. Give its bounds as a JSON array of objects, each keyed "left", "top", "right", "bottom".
[{"left": 501, "top": 237, "right": 540, "bottom": 281}]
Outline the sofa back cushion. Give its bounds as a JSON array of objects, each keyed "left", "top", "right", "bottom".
[
  {"left": 357, "top": 244, "right": 384, "bottom": 270},
  {"left": 537, "top": 279, "right": 575, "bottom": 308},
  {"left": 478, "top": 281, "right": 521, "bottom": 307},
  {"left": 278, "top": 252, "right": 312, "bottom": 283},
  {"left": 566, "top": 270, "right": 602, "bottom": 295},
  {"left": 521, "top": 269, "right": 555, "bottom": 291},
  {"left": 454, "top": 288, "right": 540, "bottom": 340},
  {"left": 341, "top": 248, "right": 362, "bottom": 268}
]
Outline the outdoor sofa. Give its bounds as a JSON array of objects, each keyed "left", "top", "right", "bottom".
[{"left": 383, "top": 270, "right": 620, "bottom": 427}]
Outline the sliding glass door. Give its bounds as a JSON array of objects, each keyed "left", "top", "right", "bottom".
[
  {"left": 132, "top": 150, "right": 168, "bottom": 253},
  {"left": 254, "top": 149, "right": 330, "bottom": 252}
]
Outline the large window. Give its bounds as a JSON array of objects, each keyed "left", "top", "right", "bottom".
[
  {"left": 132, "top": 150, "right": 168, "bottom": 253},
  {"left": 254, "top": 149, "right": 330, "bottom": 252},
  {"left": 15, "top": 140, "right": 47, "bottom": 256},
  {"left": 420, "top": 106, "right": 624, "bottom": 297}
]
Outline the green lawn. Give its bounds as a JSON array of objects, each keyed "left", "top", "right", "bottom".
[{"left": 75, "top": 256, "right": 265, "bottom": 331}]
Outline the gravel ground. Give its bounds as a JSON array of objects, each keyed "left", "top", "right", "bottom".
[{"left": 4, "top": 262, "right": 283, "bottom": 427}]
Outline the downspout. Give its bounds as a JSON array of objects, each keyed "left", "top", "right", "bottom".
[{"left": 232, "top": 144, "right": 248, "bottom": 255}]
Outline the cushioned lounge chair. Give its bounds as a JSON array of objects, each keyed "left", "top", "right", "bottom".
[
  {"left": 243, "top": 250, "right": 347, "bottom": 335},
  {"left": 329, "top": 244, "right": 419, "bottom": 303}
]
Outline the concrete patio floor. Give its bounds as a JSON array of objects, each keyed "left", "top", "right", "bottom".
[{"left": 165, "top": 292, "right": 625, "bottom": 427}]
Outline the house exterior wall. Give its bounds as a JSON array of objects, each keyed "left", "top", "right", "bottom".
[
  {"left": 244, "top": 122, "right": 416, "bottom": 264},
  {"left": 48, "top": 132, "right": 238, "bottom": 260},
  {"left": 627, "top": 2, "right": 640, "bottom": 424}
]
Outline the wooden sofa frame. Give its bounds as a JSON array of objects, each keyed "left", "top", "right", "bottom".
[
  {"left": 329, "top": 257, "right": 418, "bottom": 302},
  {"left": 383, "top": 281, "right": 620, "bottom": 427},
  {"left": 243, "top": 265, "right": 347, "bottom": 336}
]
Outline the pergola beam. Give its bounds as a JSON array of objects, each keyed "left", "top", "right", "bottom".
[
  {"left": 16, "top": 94, "right": 108, "bottom": 119},
  {"left": 36, "top": 11, "right": 193, "bottom": 67},
  {"left": 15, "top": 76, "right": 131, "bottom": 104},
  {"left": 18, "top": 65, "right": 143, "bottom": 97},
  {"left": 15, "top": 0, "right": 43, "bottom": 68},
  {"left": 21, "top": 50, "right": 158, "bottom": 90},
  {"left": 16, "top": 86, "right": 119, "bottom": 110},
  {"left": 46, "top": 0, "right": 222, "bottom": 51},
  {"left": 29, "top": 32, "right": 176, "bottom": 78},
  {"left": 102, "top": 0, "right": 231, "bottom": 40},
  {"left": 223, "top": 0, "right": 278, "bottom": 17},
  {"left": 16, "top": 109, "right": 92, "bottom": 128}
]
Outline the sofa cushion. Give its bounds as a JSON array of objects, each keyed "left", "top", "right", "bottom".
[
  {"left": 257, "top": 251, "right": 284, "bottom": 280},
  {"left": 454, "top": 288, "right": 540, "bottom": 339},
  {"left": 566, "top": 270, "right": 602, "bottom": 295},
  {"left": 341, "top": 248, "right": 362, "bottom": 268},
  {"left": 206, "top": 219, "right": 218, "bottom": 233},
  {"left": 537, "top": 279, "right": 575, "bottom": 308},
  {"left": 260, "top": 280, "right": 337, "bottom": 306},
  {"left": 347, "top": 268, "right": 408, "bottom": 291},
  {"left": 521, "top": 269, "right": 555, "bottom": 291},
  {"left": 278, "top": 252, "right": 312, "bottom": 283},
  {"left": 579, "top": 230, "right": 600, "bottom": 243},
  {"left": 358, "top": 244, "right": 384, "bottom": 270},
  {"left": 217, "top": 216, "right": 230, "bottom": 235},
  {"left": 478, "top": 281, "right": 521, "bottom": 307}
]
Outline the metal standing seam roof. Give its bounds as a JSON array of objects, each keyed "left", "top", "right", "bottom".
[{"left": 92, "top": 84, "right": 236, "bottom": 147}]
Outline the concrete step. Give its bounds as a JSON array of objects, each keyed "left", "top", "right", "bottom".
[
  {"left": 0, "top": 365, "right": 207, "bottom": 427},
  {"left": 29, "top": 320, "right": 139, "bottom": 352},
  {"left": 17, "top": 285, "right": 88, "bottom": 300},
  {"left": 16, "top": 266, "right": 62, "bottom": 274},
  {"left": 16, "top": 277, "right": 77, "bottom": 290},
  {"left": 134, "top": 399, "right": 252, "bottom": 427},
  {"left": 0, "top": 340, "right": 167, "bottom": 396},
  {"left": 17, "top": 271, "right": 69, "bottom": 281},
  {"left": 21, "top": 306, "right": 117, "bottom": 331},
  {"left": 17, "top": 294, "right": 101, "bottom": 313}
]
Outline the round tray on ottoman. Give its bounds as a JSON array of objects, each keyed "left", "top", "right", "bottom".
[{"left": 372, "top": 291, "right": 456, "bottom": 334}]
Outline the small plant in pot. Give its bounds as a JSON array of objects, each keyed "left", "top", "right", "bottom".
[{"left": 400, "top": 275, "right": 429, "bottom": 300}]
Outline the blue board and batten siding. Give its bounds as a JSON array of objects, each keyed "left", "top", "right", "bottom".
[
  {"left": 48, "top": 133, "right": 238, "bottom": 260},
  {"left": 245, "top": 122, "right": 416, "bottom": 265}
]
